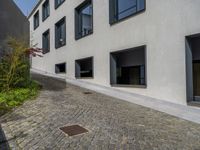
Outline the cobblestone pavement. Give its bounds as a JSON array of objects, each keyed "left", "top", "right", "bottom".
[{"left": 1, "top": 73, "right": 200, "bottom": 150}]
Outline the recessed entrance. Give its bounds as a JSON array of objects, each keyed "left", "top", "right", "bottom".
[{"left": 186, "top": 34, "right": 200, "bottom": 102}]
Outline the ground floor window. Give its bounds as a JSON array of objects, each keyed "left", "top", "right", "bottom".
[
  {"left": 110, "top": 46, "right": 146, "bottom": 87},
  {"left": 75, "top": 57, "right": 93, "bottom": 78},
  {"left": 55, "top": 63, "right": 66, "bottom": 74},
  {"left": 186, "top": 34, "right": 200, "bottom": 102}
]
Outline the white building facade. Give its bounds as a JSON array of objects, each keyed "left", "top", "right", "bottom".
[{"left": 29, "top": 0, "right": 200, "bottom": 105}]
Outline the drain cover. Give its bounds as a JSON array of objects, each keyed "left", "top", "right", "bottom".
[
  {"left": 83, "top": 92, "right": 92, "bottom": 95},
  {"left": 60, "top": 125, "right": 88, "bottom": 136}
]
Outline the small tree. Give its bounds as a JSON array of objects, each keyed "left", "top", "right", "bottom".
[{"left": 0, "top": 37, "right": 42, "bottom": 92}]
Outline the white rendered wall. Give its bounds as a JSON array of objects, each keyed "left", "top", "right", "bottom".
[{"left": 29, "top": 0, "right": 200, "bottom": 105}]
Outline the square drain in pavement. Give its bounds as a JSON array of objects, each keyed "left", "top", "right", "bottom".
[
  {"left": 60, "top": 125, "right": 88, "bottom": 136},
  {"left": 83, "top": 92, "right": 92, "bottom": 95}
]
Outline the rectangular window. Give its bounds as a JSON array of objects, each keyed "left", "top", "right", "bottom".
[
  {"left": 33, "top": 11, "right": 39, "bottom": 29},
  {"left": 109, "top": 0, "right": 145, "bottom": 24},
  {"left": 75, "top": 57, "right": 93, "bottom": 78},
  {"left": 55, "top": 17, "right": 66, "bottom": 49},
  {"left": 75, "top": 0, "right": 93, "bottom": 40},
  {"left": 42, "top": 0, "right": 50, "bottom": 21},
  {"left": 42, "top": 29, "right": 50, "bottom": 54},
  {"left": 55, "top": 63, "right": 66, "bottom": 74},
  {"left": 110, "top": 46, "right": 146, "bottom": 87},
  {"left": 55, "top": 0, "right": 65, "bottom": 9}
]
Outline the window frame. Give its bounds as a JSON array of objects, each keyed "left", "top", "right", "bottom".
[
  {"left": 75, "top": 56, "right": 94, "bottom": 79},
  {"left": 55, "top": 0, "right": 65, "bottom": 9},
  {"left": 42, "top": 0, "right": 50, "bottom": 21},
  {"left": 55, "top": 62, "right": 66, "bottom": 74},
  {"left": 33, "top": 11, "right": 39, "bottom": 30},
  {"left": 75, "top": 0, "right": 93, "bottom": 40},
  {"left": 42, "top": 29, "right": 50, "bottom": 54},
  {"left": 109, "top": 0, "right": 146, "bottom": 25},
  {"left": 55, "top": 17, "right": 66, "bottom": 49},
  {"left": 110, "top": 45, "right": 147, "bottom": 88}
]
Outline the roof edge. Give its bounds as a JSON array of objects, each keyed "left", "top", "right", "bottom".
[{"left": 28, "top": 0, "right": 43, "bottom": 19}]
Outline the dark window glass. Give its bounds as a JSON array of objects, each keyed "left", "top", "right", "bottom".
[
  {"left": 55, "top": 63, "right": 66, "bottom": 73},
  {"left": 42, "top": 29, "right": 50, "bottom": 54},
  {"left": 55, "top": 17, "right": 66, "bottom": 48},
  {"left": 55, "top": 0, "right": 65, "bottom": 9},
  {"left": 75, "top": 0, "right": 93, "bottom": 40},
  {"left": 42, "top": 0, "right": 50, "bottom": 21},
  {"left": 75, "top": 57, "right": 93, "bottom": 78},
  {"left": 109, "top": 0, "right": 145, "bottom": 24},
  {"left": 34, "top": 11, "right": 39, "bottom": 29},
  {"left": 110, "top": 46, "right": 146, "bottom": 87}
]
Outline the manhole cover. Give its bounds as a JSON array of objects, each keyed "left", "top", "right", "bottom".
[{"left": 60, "top": 125, "right": 88, "bottom": 136}]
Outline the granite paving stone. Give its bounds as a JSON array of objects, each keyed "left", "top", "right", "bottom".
[{"left": 0, "top": 73, "right": 200, "bottom": 149}]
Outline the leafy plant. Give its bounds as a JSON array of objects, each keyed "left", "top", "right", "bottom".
[
  {"left": 0, "top": 37, "right": 42, "bottom": 92},
  {"left": 0, "top": 37, "right": 42, "bottom": 116},
  {"left": 0, "top": 81, "right": 40, "bottom": 116}
]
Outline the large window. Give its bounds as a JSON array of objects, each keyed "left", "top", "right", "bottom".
[
  {"left": 42, "top": 29, "right": 50, "bottom": 54},
  {"left": 75, "top": 0, "right": 93, "bottom": 40},
  {"left": 75, "top": 57, "right": 93, "bottom": 78},
  {"left": 110, "top": 46, "right": 146, "bottom": 87},
  {"left": 33, "top": 11, "right": 39, "bottom": 30},
  {"left": 186, "top": 34, "right": 200, "bottom": 102},
  {"left": 55, "top": 17, "right": 66, "bottom": 49},
  {"left": 55, "top": 0, "right": 65, "bottom": 9},
  {"left": 109, "top": 0, "right": 145, "bottom": 24},
  {"left": 55, "top": 63, "right": 66, "bottom": 74},
  {"left": 42, "top": 0, "right": 50, "bottom": 21}
]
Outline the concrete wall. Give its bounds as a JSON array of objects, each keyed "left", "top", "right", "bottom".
[
  {"left": 29, "top": 0, "right": 200, "bottom": 105},
  {"left": 0, "top": 0, "right": 29, "bottom": 57}
]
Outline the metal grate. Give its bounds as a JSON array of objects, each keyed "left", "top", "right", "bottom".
[
  {"left": 83, "top": 92, "right": 92, "bottom": 95},
  {"left": 60, "top": 125, "right": 88, "bottom": 136}
]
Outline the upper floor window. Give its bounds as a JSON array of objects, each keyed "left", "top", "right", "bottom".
[
  {"left": 55, "top": 0, "right": 65, "bottom": 9},
  {"left": 75, "top": 0, "right": 93, "bottom": 40},
  {"left": 55, "top": 17, "right": 66, "bottom": 49},
  {"left": 109, "top": 0, "right": 145, "bottom": 24},
  {"left": 33, "top": 11, "right": 39, "bottom": 29},
  {"left": 42, "top": 0, "right": 50, "bottom": 21},
  {"left": 42, "top": 29, "right": 50, "bottom": 54}
]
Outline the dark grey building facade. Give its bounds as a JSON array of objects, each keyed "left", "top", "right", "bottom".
[{"left": 0, "top": 0, "right": 29, "bottom": 57}]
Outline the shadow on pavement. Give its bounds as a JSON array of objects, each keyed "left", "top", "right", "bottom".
[
  {"left": 31, "top": 73, "right": 66, "bottom": 91},
  {"left": 0, "top": 125, "right": 10, "bottom": 150}
]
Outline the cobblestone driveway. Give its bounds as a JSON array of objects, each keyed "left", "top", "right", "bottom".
[{"left": 1, "top": 73, "right": 200, "bottom": 150}]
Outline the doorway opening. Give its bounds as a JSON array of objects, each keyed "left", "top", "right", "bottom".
[{"left": 186, "top": 34, "right": 200, "bottom": 102}]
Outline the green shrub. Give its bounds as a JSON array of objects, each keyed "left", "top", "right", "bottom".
[
  {"left": 0, "top": 81, "right": 40, "bottom": 116},
  {"left": 0, "top": 37, "right": 42, "bottom": 116}
]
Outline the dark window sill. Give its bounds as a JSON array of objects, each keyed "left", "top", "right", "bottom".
[
  {"left": 55, "top": 0, "right": 65, "bottom": 9},
  {"left": 111, "top": 84, "right": 147, "bottom": 89},
  {"left": 34, "top": 25, "right": 39, "bottom": 30},
  {"left": 43, "top": 51, "right": 50, "bottom": 54},
  {"left": 56, "top": 72, "right": 66, "bottom": 74},
  {"left": 75, "top": 31, "right": 93, "bottom": 41},
  {"left": 55, "top": 43, "right": 66, "bottom": 49},
  {"left": 42, "top": 15, "right": 50, "bottom": 22},
  {"left": 76, "top": 77, "right": 94, "bottom": 79},
  {"left": 110, "top": 9, "right": 146, "bottom": 26}
]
